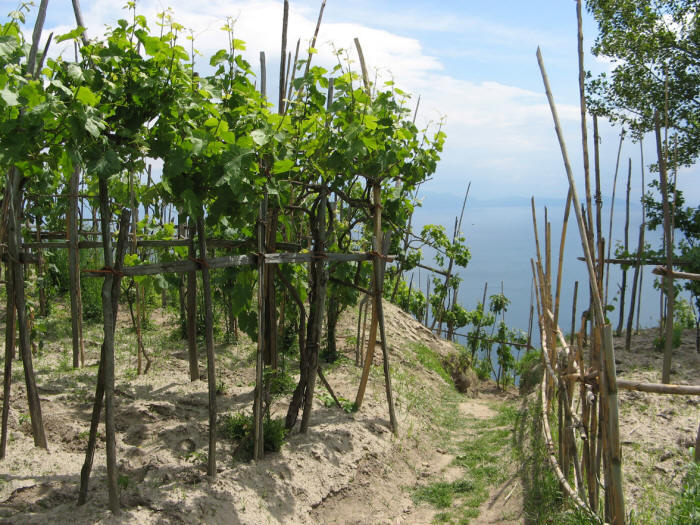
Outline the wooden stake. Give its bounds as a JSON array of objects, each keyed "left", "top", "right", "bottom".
[
  {"left": 278, "top": 0, "right": 289, "bottom": 114},
  {"left": 605, "top": 130, "right": 625, "bottom": 303},
  {"left": 616, "top": 158, "right": 632, "bottom": 335},
  {"left": 186, "top": 219, "right": 199, "bottom": 381},
  {"left": 0, "top": 262, "right": 15, "bottom": 459},
  {"left": 6, "top": 167, "right": 46, "bottom": 450},
  {"left": 570, "top": 281, "right": 579, "bottom": 345},
  {"left": 196, "top": 214, "right": 218, "bottom": 475},
  {"left": 68, "top": 165, "right": 84, "bottom": 368},
  {"left": 254, "top": 198, "right": 267, "bottom": 455},
  {"left": 301, "top": 192, "right": 327, "bottom": 432},
  {"left": 78, "top": 210, "right": 130, "bottom": 506},
  {"left": 97, "top": 175, "right": 119, "bottom": 514},
  {"left": 538, "top": 47, "right": 625, "bottom": 524}
]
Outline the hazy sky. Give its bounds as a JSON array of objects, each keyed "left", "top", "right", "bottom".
[{"left": 30, "top": 0, "right": 700, "bottom": 205}]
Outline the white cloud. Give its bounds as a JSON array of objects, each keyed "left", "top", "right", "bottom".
[{"left": 36, "top": 0, "right": 583, "bottom": 197}]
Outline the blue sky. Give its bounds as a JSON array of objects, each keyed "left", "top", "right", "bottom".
[{"left": 22, "top": 0, "right": 700, "bottom": 206}]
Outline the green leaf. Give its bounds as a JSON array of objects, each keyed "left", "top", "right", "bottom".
[
  {"left": 250, "top": 129, "right": 269, "bottom": 146},
  {"left": 56, "top": 27, "right": 86, "bottom": 43},
  {"left": 75, "top": 86, "right": 100, "bottom": 107},
  {"left": 210, "top": 49, "right": 228, "bottom": 66},
  {"left": 272, "top": 158, "right": 294, "bottom": 174},
  {"left": 0, "top": 87, "right": 18, "bottom": 107}
]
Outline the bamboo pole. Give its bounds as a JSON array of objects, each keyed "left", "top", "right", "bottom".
[
  {"left": 570, "top": 281, "right": 579, "bottom": 345},
  {"left": 605, "top": 130, "right": 625, "bottom": 304},
  {"left": 617, "top": 380, "right": 700, "bottom": 395},
  {"left": 537, "top": 47, "right": 625, "bottom": 524},
  {"left": 554, "top": 190, "right": 572, "bottom": 331},
  {"left": 616, "top": 159, "right": 632, "bottom": 335},
  {"left": 278, "top": 0, "right": 289, "bottom": 114}
]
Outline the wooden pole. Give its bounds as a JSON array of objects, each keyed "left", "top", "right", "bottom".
[
  {"left": 605, "top": 130, "right": 625, "bottom": 304},
  {"left": 97, "top": 175, "right": 119, "bottom": 514},
  {"left": 0, "top": 261, "right": 15, "bottom": 459},
  {"left": 68, "top": 166, "right": 84, "bottom": 368},
  {"left": 129, "top": 172, "right": 145, "bottom": 375},
  {"left": 186, "top": 219, "right": 199, "bottom": 381},
  {"left": 371, "top": 182, "right": 398, "bottom": 434},
  {"left": 655, "top": 113, "right": 675, "bottom": 385},
  {"left": 301, "top": 192, "right": 327, "bottom": 432},
  {"left": 6, "top": 167, "right": 47, "bottom": 450},
  {"left": 254, "top": 197, "right": 267, "bottom": 455},
  {"left": 355, "top": 184, "right": 381, "bottom": 409},
  {"left": 278, "top": 0, "right": 289, "bottom": 114},
  {"left": 570, "top": 281, "right": 579, "bottom": 345},
  {"left": 636, "top": 139, "right": 646, "bottom": 334},
  {"left": 78, "top": 210, "right": 130, "bottom": 506},
  {"left": 616, "top": 158, "right": 632, "bottom": 335},
  {"left": 195, "top": 214, "right": 218, "bottom": 476},
  {"left": 538, "top": 47, "right": 625, "bottom": 524}
]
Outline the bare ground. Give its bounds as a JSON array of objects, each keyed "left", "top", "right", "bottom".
[
  {"left": 1, "top": 298, "right": 696, "bottom": 524},
  {"left": 0, "top": 300, "right": 521, "bottom": 524}
]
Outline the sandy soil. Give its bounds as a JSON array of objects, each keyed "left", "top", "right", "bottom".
[
  {"left": 0, "top": 300, "right": 505, "bottom": 525},
  {"left": 611, "top": 328, "right": 700, "bottom": 521},
  {"left": 1, "top": 297, "right": 695, "bottom": 524}
]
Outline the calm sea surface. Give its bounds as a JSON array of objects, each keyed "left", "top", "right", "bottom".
[{"left": 410, "top": 195, "right": 666, "bottom": 351}]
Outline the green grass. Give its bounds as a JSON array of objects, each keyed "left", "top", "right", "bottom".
[
  {"left": 409, "top": 397, "right": 518, "bottom": 524},
  {"left": 410, "top": 343, "right": 452, "bottom": 384},
  {"left": 666, "top": 460, "right": 700, "bottom": 525}
]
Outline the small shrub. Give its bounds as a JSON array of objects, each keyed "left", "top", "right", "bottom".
[
  {"left": 220, "top": 412, "right": 288, "bottom": 460},
  {"left": 654, "top": 325, "right": 683, "bottom": 352},
  {"left": 221, "top": 412, "right": 252, "bottom": 442},
  {"left": 516, "top": 350, "right": 544, "bottom": 394}
]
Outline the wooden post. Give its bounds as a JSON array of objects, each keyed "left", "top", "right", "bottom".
[
  {"left": 254, "top": 198, "right": 267, "bottom": 456},
  {"left": 68, "top": 165, "right": 84, "bottom": 368},
  {"left": 186, "top": 218, "right": 199, "bottom": 381},
  {"left": 196, "top": 213, "right": 218, "bottom": 476},
  {"left": 301, "top": 192, "right": 327, "bottom": 433},
  {"left": 616, "top": 158, "right": 632, "bottom": 335},
  {"left": 6, "top": 167, "right": 47, "bottom": 450},
  {"left": 97, "top": 174, "right": 119, "bottom": 514},
  {"left": 278, "top": 0, "right": 289, "bottom": 114},
  {"left": 35, "top": 214, "right": 47, "bottom": 317},
  {"left": 78, "top": 210, "right": 130, "bottom": 506},
  {"left": 625, "top": 223, "right": 644, "bottom": 351},
  {"left": 355, "top": 184, "right": 381, "bottom": 409},
  {"left": 129, "top": 171, "right": 145, "bottom": 375},
  {"left": 656, "top": 113, "right": 675, "bottom": 385},
  {"left": 570, "top": 281, "right": 579, "bottom": 345},
  {"left": 0, "top": 261, "right": 15, "bottom": 459},
  {"left": 604, "top": 131, "right": 625, "bottom": 304}
]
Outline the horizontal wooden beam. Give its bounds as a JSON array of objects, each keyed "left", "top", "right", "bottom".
[
  {"left": 83, "top": 252, "right": 394, "bottom": 277},
  {"left": 577, "top": 256, "right": 690, "bottom": 267},
  {"left": 617, "top": 379, "right": 700, "bottom": 396},
  {"left": 21, "top": 239, "right": 301, "bottom": 252},
  {"left": 651, "top": 266, "right": 700, "bottom": 282}
]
